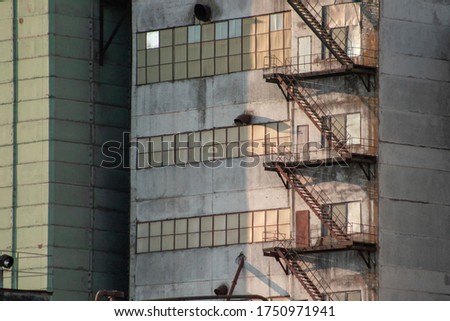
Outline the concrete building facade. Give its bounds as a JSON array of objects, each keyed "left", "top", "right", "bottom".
[
  {"left": 378, "top": 0, "right": 450, "bottom": 300},
  {"left": 0, "top": 0, "right": 130, "bottom": 300},
  {"left": 130, "top": 0, "right": 382, "bottom": 301}
]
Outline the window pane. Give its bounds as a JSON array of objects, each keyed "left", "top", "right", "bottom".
[
  {"left": 174, "top": 62, "right": 187, "bottom": 80},
  {"left": 254, "top": 210, "right": 265, "bottom": 227},
  {"left": 240, "top": 227, "right": 252, "bottom": 243},
  {"left": 202, "top": 24, "right": 214, "bottom": 41},
  {"left": 240, "top": 212, "right": 252, "bottom": 228},
  {"left": 147, "top": 66, "right": 159, "bottom": 83},
  {"left": 137, "top": 223, "right": 149, "bottom": 238},
  {"left": 215, "top": 39, "right": 228, "bottom": 57},
  {"left": 137, "top": 50, "right": 146, "bottom": 68},
  {"left": 160, "top": 47, "right": 173, "bottom": 64},
  {"left": 227, "top": 214, "right": 239, "bottom": 229},
  {"left": 202, "top": 58, "right": 214, "bottom": 76},
  {"left": 150, "top": 221, "right": 161, "bottom": 236},
  {"left": 266, "top": 210, "right": 278, "bottom": 226},
  {"left": 229, "top": 19, "right": 242, "bottom": 38},
  {"left": 174, "top": 27, "right": 187, "bottom": 45},
  {"left": 174, "top": 45, "right": 187, "bottom": 62},
  {"left": 175, "top": 219, "right": 187, "bottom": 234},
  {"left": 150, "top": 136, "right": 162, "bottom": 152},
  {"left": 202, "top": 41, "right": 214, "bottom": 58},
  {"left": 201, "top": 216, "right": 213, "bottom": 231},
  {"left": 214, "top": 215, "right": 226, "bottom": 230},
  {"left": 175, "top": 234, "right": 187, "bottom": 249},
  {"left": 147, "top": 49, "right": 159, "bottom": 66},
  {"left": 188, "top": 217, "right": 200, "bottom": 233},
  {"left": 146, "top": 31, "right": 159, "bottom": 49},
  {"left": 270, "top": 13, "right": 284, "bottom": 31},
  {"left": 215, "top": 21, "right": 228, "bottom": 40},
  {"left": 227, "top": 229, "right": 239, "bottom": 245},
  {"left": 278, "top": 224, "right": 290, "bottom": 240},
  {"left": 243, "top": 17, "right": 256, "bottom": 36},
  {"left": 229, "top": 38, "right": 241, "bottom": 55},
  {"left": 242, "top": 35, "right": 255, "bottom": 53},
  {"left": 188, "top": 25, "right": 201, "bottom": 43},
  {"left": 278, "top": 209, "right": 290, "bottom": 224},
  {"left": 188, "top": 233, "right": 200, "bottom": 248},
  {"left": 160, "top": 29, "right": 173, "bottom": 47},
  {"left": 137, "top": 238, "right": 149, "bottom": 253},
  {"left": 200, "top": 231, "right": 212, "bottom": 247},
  {"left": 214, "top": 230, "right": 226, "bottom": 246},
  {"left": 160, "top": 64, "right": 173, "bottom": 81},
  {"left": 253, "top": 226, "right": 265, "bottom": 242},
  {"left": 256, "top": 34, "right": 269, "bottom": 52},
  {"left": 188, "top": 43, "right": 200, "bottom": 61},
  {"left": 256, "top": 15, "right": 269, "bottom": 34},
  {"left": 188, "top": 60, "right": 201, "bottom": 78},
  {"left": 162, "top": 220, "right": 174, "bottom": 235},
  {"left": 215, "top": 57, "right": 228, "bottom": 75},
  {"left": 137, "top": 33, "right": 146, "bottom": 50},
  {"left": 161, "top": 235, "right": 174, "bottom": 250},
  {"left": 137, "top": 67, "right": 146, "bottom": 85},
  {"left": 149, "top": 236, "right": 161, "bottom": 252},
  {"left": 242, "top": 53, "right": 256, "bottom": 70}
]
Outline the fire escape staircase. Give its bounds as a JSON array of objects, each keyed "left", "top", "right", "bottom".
[
  {"left": 273, "top": 73, "right": 351, "bottom": 160},
  {"left": 287, "top": 0, "right": 353, "bottom": 67},
  {"left": 275, "top": 164, "right": 352, "bottom": 245},
  {"left": 270, "top": 248, "right": 339, "bottom": 301}
]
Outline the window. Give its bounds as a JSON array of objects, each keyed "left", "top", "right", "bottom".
[
  {"left": 321, "top": 201, "right": 361, "bottom": 237},
  {"left": 146, "top": 31, "right": 159, "bottom": 49},
  {"left": 136, "top": 11, "right": 291, "bottom": 84},
  {"left": 136, "top": 208, "right": 291, "bottom": 253},
  {"left": 270, "top": 13, "right": 284, "bottom": 31},
  {"left": 137, "top": 121, "right": 291, "bottom": 169}
]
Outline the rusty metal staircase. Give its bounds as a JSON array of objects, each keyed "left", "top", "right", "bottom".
[
  {"left": 268, "top": 247, "right": 339, "bottom": 300},
  {"left": 287, "top": 0, "right": 353, "bottom": 67},
  {"left": 275, "top": 164, "right": 352, "bottom": 244},
  {"left": 273, "top": 73, "right": 351, "bottom": 159}
]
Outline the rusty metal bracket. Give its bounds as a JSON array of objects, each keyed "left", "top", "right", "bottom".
[
  {"left": 359, "top": 162, "right": 374, "bottom": 181},
  {"left": 358, "top": 250, "right": 375, "bottom": 269},
  {"left": 277, "top": 82, "right": 293, "bottom": 101},
  {"left": 99, "top": 0, "right": 131, "bottom": 65},
  {"left": 276, "top": 256, "right": 290, "bottom": 275},
  {"left": 358, "top": 74, "right": 376, "bottom": 92},
  {"left": 277, "top": 169, "right": 290, "bottom": 189}
]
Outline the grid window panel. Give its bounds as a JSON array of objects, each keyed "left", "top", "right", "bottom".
[
  {"left": 188, "top": 217, "right": 200, "bottom": 233},
  {"left": 202, "top": 58, "right": 214, "bottom": 76},
  {"left": 256, "top": 15, "right": 269, "bottom": 34},
  {"left": 147, "top": 49, "right": 159, "bottom": 66},
  {"left": 160, "top": 64, "right": 173, "bottom": 82},
  {"left": 254, "top": 210, "right": 265, "bottom": 227},
  {"left": 227, "top": 229, "right": 239, "bottom": 245},
  {"left": 175, "top": 234, "right": 187, "bottom": 249},
  {"left": 253, "top": 226, "right": 265, "bottom": 242},
  {"left": 200, "top": 231, "right": 213, "bottom": 247},
  {"left": 147, "top": 31, "right": 159, "bottom": 49},
  {"left": 147, "top": 66, "right": 159, "bottom": 83},
  {"left": 174, "top": 62, "right": 187, "bottom": 80},
  {"left": 137, "top": 32, "right": 146, "bottom": 50},
  {"left": 175, "top": 219, "right": 187, "bottom": 234},
  {"left": 161, "top": 235, "right": 174, "bottom": 251},
  {"left": 215, "top": 21, "right": 228, "bottom": 40},
  {"left": 215, "top": 39, "right": 228, "bottom": 57},
  {"left": 174, "top": 45, "right": 187, "bottom": 62},
  {"left": 242, "top": 35, "right": 256, "bottom": 53},
  {"left": 229, "top": 38, "right": 242, "bottom": 55},
  {"left": 214, "top": 230, "right": 226, "bottom": 246},
  {"left": 149, "top": 236, "right": 161, "bottom": 252},
  {"left": 202, "top": 41, "right": 214, "bottom": 59},
  {"left": 229, "top": 19, "right": 242, "bottom": 38},
  {"left": 137, "top": 238, "right": 149, "bottom": 253},
  {"left": 227, "top": 214, "right": 239, "bottom": 229},
  {"left": 162, "top": 220, "right": 174, "bottom": 235},
  {"left": 266, "top": 210, "right": 278, "bottom": 226},
  {"left": 137, "top": 67, "right": 146, "bottom": 85},
  {"left": 188, "top": 43, "right": 201, "bottom": 61},
  {"left": 270, "top": 13, "right": 284, "bottom": 31},
  {"left": 174, "top": 27, "right": 187, "bottom": 45},
  {"left": 243, "top": 17, "right": 256, "bottom": 36},
  {"left": 137, "top": 223, "right": 149, "bottom": 238},
  {"left": 137, "top": 50, "right": 146, "bottom": 68},
  {"left": 188, "top": 60, "right": 201, "bottom": 78},
  {"left": 188, "top": 233, "right": 200, "bottom": 248},
  {"left": 239, "top": 227, "right": 252, "bottom": 243},
  {"left": 160, "top": 29, "right": 173, "bottom": 47},
  {"left": 215, "top": 57, "right": 228, "bottom": 75},
  {"left": 202, "top": 24, "right": 215, "bottom": 42},
  {"left": 160, "top": 47, "right": 173, "bottom": 64},
  {"left": 150, "top": 221, "right": 162, "bottom": 236},
  {"left": 188, "top": 25, "right": 201, "bottom": 43}
]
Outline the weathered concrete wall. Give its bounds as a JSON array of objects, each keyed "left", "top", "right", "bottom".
[
  {"left": 0, "top": 0, "right": 50, "bottom": 291},
  {"left": 131, "top": 0, "right": 378, "bottom": 301},
  {"left": 0, "top": 0, "right": 130, "bottom": 300},
  {"left": 379, "top": 0, "right": 450, "bottom": 300},
  {"left": 48, "top": 0, "right": 131, "bottom": 300}
]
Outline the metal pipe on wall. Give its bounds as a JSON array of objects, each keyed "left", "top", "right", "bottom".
[{"left": 11, "top": 0, "right": 19, "bottom": 290}]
